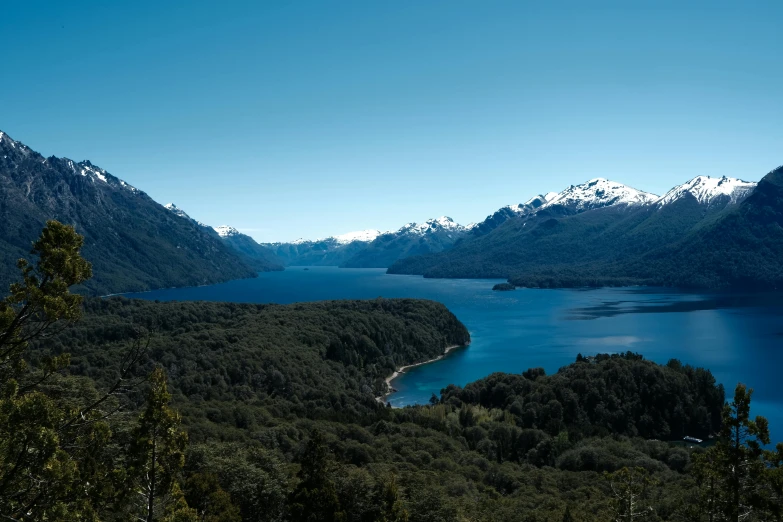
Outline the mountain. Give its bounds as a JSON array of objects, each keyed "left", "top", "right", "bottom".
[
  {"left": 341, "top": 216, "right": 474, "bottom": 268},
  {"left": 467, "top": 179, "right": 655, "bottom": 238},
  {"left": 469, "top": 193, "right": 557, "bottom": 236},
  {"left": 265, "top": 217, "right": 474, "bottom": 269},
  {"left": 540, "top": 178, "right": 658, "bottom": 213},
  {"left": 262, "top": 229, "right": 382, "bottom": 266},
  {"left": 388, "top": 174, "right": 769, "bottom": 289},
  {"left": 0, "top": 130, "right": 257, "bottom": 295},
  {"left": 617, "top": 167, "right": 782, "bottom": 289},
  {"left": 654, "top": 175, "right": 756, "bottom": 207},
  {"left": 211, "top": 225, "right": 283, "bottom": 272},
  {"left": 161, "top": 204, "right": 283, "bottom": 272}
]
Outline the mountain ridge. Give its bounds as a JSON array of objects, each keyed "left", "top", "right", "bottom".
[{"left": 0, "top": 129, "right": 259, "bottom": 295}]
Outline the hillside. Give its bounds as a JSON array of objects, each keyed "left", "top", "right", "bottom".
[
  {"left": 341, "top": 217, "right": 473, "bottom": 268},
  {"left": 389, "top": 172, "right": 773, "bottom": 289},
  {"left": 29, "top": 296, "right": 762, "bottom": 521},
  {"left": 0, "top": 131, "right": 256, "bottom": 295},
  {"left": 213, "top": 226, "right": 284, "bottom": 272}
]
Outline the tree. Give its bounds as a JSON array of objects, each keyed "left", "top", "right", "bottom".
[
  {"left": 0, "top": 220, "right": 100, "bottom": 520},
  {"left": 605, "top": 467, "right": 655, "bottom": 521},
  {"left": 694, "top": 384, "right": 771, "bottom": 521},
  {"left": 763, "top": 442, "right": 783, "bottom": 520},
  {"left": 289, "top": 430, "right": 346, "bottom": 522},
  {"left": 377, "top": 474, "right": 409, "bottom": 522},
  {"left": 183, "top": 472, "right": 241, "bottom": 522},
  {"left": 126, "top": 367, "right": 191, "bottom": 522}
]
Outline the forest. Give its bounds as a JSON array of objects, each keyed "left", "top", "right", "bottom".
[
  {"left": 2, "top": 221, "right": 782, "bottom": 521},
  {"left": 390, "top": 166, "right": 783, "bottom": 291}
]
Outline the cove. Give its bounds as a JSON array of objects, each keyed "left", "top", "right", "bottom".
[{"left": 124, "top": 266, "right": 783, "bottom": 437}]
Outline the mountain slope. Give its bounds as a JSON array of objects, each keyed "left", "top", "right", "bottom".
[
  {"left": 341, "top": 216, "right": 473, "bottom": 268},
  {"left": 212, "top": 225, "right": 284, "bottom": 271},
  {"left": 389, "top": 174, "right": 767, "bottom": 289},
  {"left": 618, "top": 166, "right": 783, "bottom": 289},
  {"left": 262, "top": 229, "right": 382, "bottom": 267},
  {"left": 0, "top": 130, "right": 256, "bottom": 295}
]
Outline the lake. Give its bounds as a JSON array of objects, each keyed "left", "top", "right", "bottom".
[{"left": 125, "top": 266, "right": 783, "bottom": 437}]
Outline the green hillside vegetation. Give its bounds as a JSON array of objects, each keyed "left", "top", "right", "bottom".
[
  {"left": 0, "top": 131, "right": 260, "bottom": 295},
  {"left": 341, "top": 228, "right": 462, "bottom": 269},
  {"left": 219, "top": 232, "right": 285, "bottom": 272},
  {"left": 4, "top": 222, "right": 783, "bottom": 521},
  {"left": 264, "top": 239, "right": 372, "bottom": 267},
  {"left": 389, "top": 166, "right": 783, "bottom": 290}
]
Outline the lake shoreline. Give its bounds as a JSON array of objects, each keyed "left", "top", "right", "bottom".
[{"left": 376, "top": 343, "right": 467, "bottom": 405}]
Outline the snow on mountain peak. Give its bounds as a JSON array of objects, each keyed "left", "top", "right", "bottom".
[
  {"left": 655, "top": 175, "right": 757, "bottom": 206},
  {"left": 164, "top": 203, "right": 191, "bottom": 220},
  {"left": 398, "top": 216, "right": 468, "bottom": 235},
  {"left": 164, "top": 203, "right": 209, "bottom": 227},
  {"left": 542, "top": 178, "right": 658, "bottom": 211},
  {"left": 213, "top": 225, "right": 240, "bottom": 237},
  {"left": 333, "top": 229, "right": 382, "bottom": 244},
  {"left": 506, "top": 192, "right": 559, "bottom": 214},
  {"left": 79, "top": 163, "right": 108, "bottom": 183}
]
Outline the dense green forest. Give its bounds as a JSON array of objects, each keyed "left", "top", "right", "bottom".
[{"left": 3, "top": 222, "right": 783, "bottom": 521}]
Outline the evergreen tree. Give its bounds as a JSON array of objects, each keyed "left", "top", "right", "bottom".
[
  {"left": 183, "top": 472, "right": 241, "bottom": 522},
  {"left": 763, "top": 442, "right": 783, "bottom": 520},
  {"left": 0, "top": 221, "right": 101, "bottom": 520},
  {"left": 126, "top": 367, "right": 192, "bottom": 522},
  {"left": 289, "top": 430, "right": 346, "bottom": 522},
  {"left": 377, "top": 474, "right": 409, "bottom": 522},
  {"left": 694, "top": 384, "right": 770, "bottom": 521},
  {"left": 605, "top": 467, "right": 655, "bottom": 520}
]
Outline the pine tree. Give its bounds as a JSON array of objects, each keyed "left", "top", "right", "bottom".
[
  {"left": 0, "top": 221, "right": 101, "bottom": 520},
  {"left": 377, "top": 474, "right": 409, "bottom": 522},
  {"left": 126, "top": 367, "right": 192, "bottom": 522},
  {"left": 183, "top": 472, "right": 241, "bottom": 522},
  {"left": 694, "top": 384, "right": 770, "bottom": 521},
  {"left": 289, "top": 430, "right": 346, "bottom": 522},
  {"left": 605, "top": 467, "right": 655, "bottom": 520}
]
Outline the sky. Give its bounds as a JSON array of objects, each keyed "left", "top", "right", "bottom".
[{"left": 1, "top": 1, "right": 781, "bottom": 242}]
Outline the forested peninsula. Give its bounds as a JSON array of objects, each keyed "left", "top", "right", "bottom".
[{"left": 2, "top": 222, "right": 782, "bottom": 521}]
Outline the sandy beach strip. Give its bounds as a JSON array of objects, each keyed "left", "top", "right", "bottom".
[{"left": 376, "top": 344, "right": 465, "bottom": 403}]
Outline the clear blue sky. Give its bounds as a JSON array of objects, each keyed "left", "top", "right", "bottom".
[{"left": 2, "top": 1, "right": 781, "bottom": 242}]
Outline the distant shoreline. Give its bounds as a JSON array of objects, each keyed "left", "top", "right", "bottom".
[{"left": 376, "top": 343, "right": 467, "bottom": 404}]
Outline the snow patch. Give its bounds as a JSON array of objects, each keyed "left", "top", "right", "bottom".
[
  {"left": 333, "top": 229, "right": 382, "bottom": 244},
  {"left": 655, "top": 176, "right": 756, "bottom": 206},
  {"left": 213, "top": 225, "right": 240, "bottom": 237},
  {"left": 541, "top": 178, "right": 658, "bottom": 211}
]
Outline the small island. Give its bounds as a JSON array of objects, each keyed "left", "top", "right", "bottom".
[{"left": 492, "top": 282, "right": 516, "bottom": 291}]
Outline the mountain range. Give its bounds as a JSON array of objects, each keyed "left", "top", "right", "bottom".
[
  {"left": 0, "top": 130, "right": 277, "bottom": 295},
  {"left": 1, "top": 128, "right": 780, "bottom": 292},
  {"left": 163, "top": 204, "right": 283, "bottom": 272},
  {"left": 389, "top": 171, "right": 783, "bottom": 290}
]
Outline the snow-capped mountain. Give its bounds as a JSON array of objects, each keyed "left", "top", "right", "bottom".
[
  {"left": 508, "top": 192, "right": 559, "bottom": 214},
  {"left": 164, "top": 203, "right": 211, "bottom": 228},
  {"left": 471, "top": 193, "right": 558, "bottom": 236},
  {"left": 655, "top": 176, "right": 757, "bottom": 207},
  {"left": 333, "top": 229, "right": 383, "bottom": 244},
  {"left": 541, "top": 178, "right": 658, "bottom": 212},
  {"left": 164, "top": 203, "right": 192, "bottom": 220},
  {"left": 163, "top": 204, "right": 283, "bottom": 271},
  {"left": 289, "top": 229, "right": 382, "bottom": 245},
  {"left": 395, "top": 216, "right": 470, "bottom": 236},
  {"left": 0, "top": 129, "right": 257, "bottom": 294},
  {"left": 213, "top": 225, "right": 241, "bottom": 238}
]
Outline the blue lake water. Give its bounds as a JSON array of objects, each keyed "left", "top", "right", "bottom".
[{"left": 125, "top": 267, "right": 783, "bottom": 438}]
